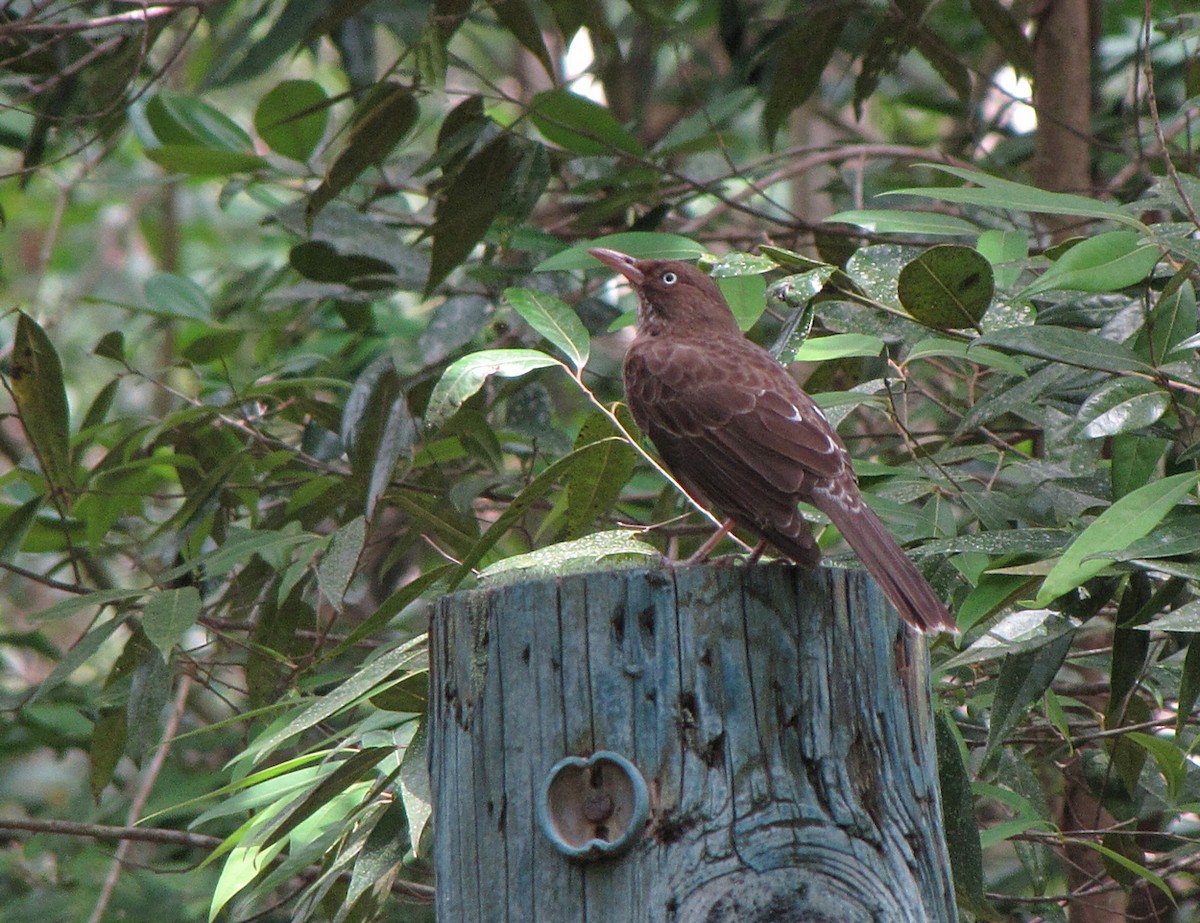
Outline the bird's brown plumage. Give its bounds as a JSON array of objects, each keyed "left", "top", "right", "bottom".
[{"left": 590, "top": 247, "right": 957, "bottom": 634}]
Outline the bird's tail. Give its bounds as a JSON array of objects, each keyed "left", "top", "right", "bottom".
[{"left": 816, "top": 492, "right": 957, "bottom": 634}]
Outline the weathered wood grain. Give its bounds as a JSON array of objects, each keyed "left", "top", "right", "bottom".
[{"left": 431, "top": 563, "right": 956, "bottom": 922}]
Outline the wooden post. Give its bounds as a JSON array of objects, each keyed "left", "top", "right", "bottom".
[{"left": 430, "top": 563, "right": 957, "bottom": 922}]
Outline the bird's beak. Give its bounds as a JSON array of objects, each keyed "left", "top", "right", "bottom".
[{"left": 589, "top": 247, "right": 644, "bottom": 285}]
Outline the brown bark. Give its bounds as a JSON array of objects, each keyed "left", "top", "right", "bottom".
[{"left": 1031, "top": 0, "right": 1095, "bottom": 240}]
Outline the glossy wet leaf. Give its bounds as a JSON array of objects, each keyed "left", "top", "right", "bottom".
[
  {"left": 977, "top": 325, "right": 1152, "bottom": 374},
  {"left": 1077, "top": 378, "right": 1169, "bottom": 438},
  {"left": 477, "top": 530, "right": 660, "bottom": 586},
  {"left": 898, "top": 244, "right": 993, "bottom": 329},
  {"left": 425, "top": 348, "right": 563, "bottom": 430},
  {"left": 317, "top": 516, "right": 365, "bottom": 610},
  {"left": 504, "top": 288, "right": 590, "bottom": 370}
]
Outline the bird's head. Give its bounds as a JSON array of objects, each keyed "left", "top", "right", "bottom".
[{"left": 589, "top": 248, "right": 742, "bottom": 337}]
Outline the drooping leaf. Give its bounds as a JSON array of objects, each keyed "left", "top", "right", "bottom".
[
  {"left": 504, "top": 288, "right": 590, "bottom": 370},
  {"left": 142, "top": 586, "right": 202, "bottom": 658},
  {"left": 529, "top": 88, "right": 644, "bottom": 156},
  {"left": 11, "top": 312, "right": 73, "bottom": 492},
  {"left": 399, "top": 718, "right": 433, "bottom": 856},
  {"left": 1036, "top": 471, "right": 1200, "bottom": 605},
  {"left": 983, "top": 629, "right": 1075, "bottom": 769},
  {"left": 317, "top": 516, "right": 366, "bottom": 610},
  {"left": 445, "top": 437, "right": 634, "bottom": 590},
  {"left": 307, "top": 82, "right": 420, "bottom": 222},
  {"left": 897, "top": 244, "right": 994, "bottom": 329},
  {"left": 762, "top": 13, "right": 846, "bottom": 142},
  {"left": 716, "top": 273, "right": 767, "bottom": 330},
  {"left": 488, "top": 0, "right": 554, "bottom": 78},
  {"left": 935, "top": 712, "right": 997, "bottom": 919},
  {"left": 424, "top": 134, "right": 523, "bottom": 294},
  {"left": 424, "top": 348, "right": 563, "bottom": 430},
  {"left": 565, "top": 413, "right": 637, "bottom": 539}
]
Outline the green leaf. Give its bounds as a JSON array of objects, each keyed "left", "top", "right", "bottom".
[
  {"left": 790, "top": 333, "right": 885, "bottom": 362},
  {"left": 716, "top": 273, "right": 767, "bottom": 330},
  {"left": 145, "top": 145, "right": 269, "bottom": 176},
  {"left": 446, "top": 437, "right": 632, "bottom": 590},
  {"left": 825, "top": 209, "right": 980, "bottom": 237},
  {"left": 976, "top": 325, "right": 1152, "bottom": 374},
  {"left": 144, "top": 272, "right": 211, "bottom": 319},
  {"left": 28, "top": 614, "right": 129, "bottom": 703},
  {"left": 968, "top": 0, "right": 1034, "bottom": 73},
  {"left": 975, "top": 229, "right": 1030, "bottom": 290},
  {"left": 424, "top": 133, "right": 523, "bottom": 295},
  {"left": 529, "top": 88, "right": 644, "bottom": 156},
  {"left": 248, "top": 635, "right": 427, "bottom": 764},
  {"left": 11, "top": 312, "right": 72, "bottom": 490},
  {"left": 477, "top": 530, "right": 660, "bottom": 586},
  {"left": 907, "top": 337, "right": 1027, "bottom": 377},
  {"left": 1077, "top": 378, "right": 1169, "bottom": 438},
  {"left": 1019, "top": 231, "right": 1161, "bottom": 298},
  {"left": 887, "top": 165, "right": 1143, "bottom": 229},
  {"left": 535, "top": 232, "right": 705, "bottom": 271},
  {"left": 983, "top": 630, "right": 1075, "bottom": 769},
  {"left": 1147, "top": 276, "right": 1197, "bottom": 364},
  {"left": 399, "top": 718, "right": 433, "bottom": 856},
  {"left": 1065, "top": 838, "right": 1173, "bottom": 902},
  {"left": 254, "top": 79, "right": 328, "bottom": 162},
  {"left": 1178, "top": 637, "right": 1200, "bottom": 734},
  {"left": 1125, "top": 731, "right": 1187, "bottom": 802},
  {"left": 761, "top": 13, "right": 845, "bottom": 142},
  {"left": 504, "top": 288, "right": 590, "bottom": 370},
  {"left": 317, "top": 516, "right": 365, "bottom": 610},
  {"left": 307, "top": 83, "right": 420, "bottom": 222},
  {"left": 487, "top": 0, "right": 553, "bottom": 78},
  {"left": 935, "top": 713, "right": 997, "bottom": 919},
  {"left": 146, "top": 92, "right": 255, "bottom": 151},
  {"left": 1036, "top": 472, "right": 1200, "bottom": 605},
  {"left": 565, "top": 413, "right": 638, "bottom": 539},
  {"left": 142, "top": 587, "right": 202, "bottom": 657},
  {"left": 425, "top": 348, "right": 563, "bottom": 430},
  {"left": 897, "top": 244, "right": 994, "bottom": 329}
]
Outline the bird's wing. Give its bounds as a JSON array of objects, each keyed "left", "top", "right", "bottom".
[{"left": 624, "top": 338, "right": 849, "bottom": 501}]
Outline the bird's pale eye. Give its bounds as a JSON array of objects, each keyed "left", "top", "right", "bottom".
[{"left": 662, "top": 271, "right": 677, "bottom": 285}]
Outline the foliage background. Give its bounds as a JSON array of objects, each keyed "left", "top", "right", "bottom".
[{"left": 0, "top": 1, "right": 1199, "bottom": 921}]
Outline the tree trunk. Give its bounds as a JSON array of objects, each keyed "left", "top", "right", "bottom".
[
  {"left": 430, "top": 563, "right": 956, "bottom": 922},
  {"left": 1032, "top": 0, "right": 1094, "bottom": 241}
]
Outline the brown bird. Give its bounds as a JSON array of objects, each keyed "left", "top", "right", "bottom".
[{"left": 590, "top": 247, "right": 957, "bottom": 634}]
